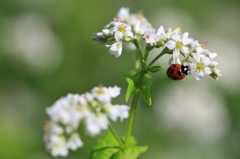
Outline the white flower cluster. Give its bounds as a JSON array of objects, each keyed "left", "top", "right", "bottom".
[
  {"left": 93, "top": 7, "right": 221, "bottom": 80},
  {"left": 43, "top": 86, "right": 130, "bottom": 157}
]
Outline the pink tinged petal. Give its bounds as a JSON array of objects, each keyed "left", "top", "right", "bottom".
[
  {"left": 172, "top": 33, "right": 181, "bottom": 41},
  {"left": 181, "top": 46, "right": 189, "bottom": 54},
  {"left": 195, "top": 71, "right": 204, "bottom": 80},
  {"left": 114, "top": 31, "right": 123, "bottom": 41},
  {"left": 173, "top": 49, "right": 180, "bottom": 59},
  {"left": 165, "top": 40, "right": 176, "bottom": 50},
  {"left": 125, "top": 31, "right": 133, "bottom": 38},
  {"left": 125, "top": 25, "right": 132, "bottom": 31},
  {"left": 202, "top": 57, "right": 211, "bottom": 66},
  {"left": 204, "top": 67, "right": 212, "bottom": 74}
]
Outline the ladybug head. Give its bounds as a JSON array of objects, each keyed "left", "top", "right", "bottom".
[{"left": 181, "top": 65, "right": 190, "bottom": 75}]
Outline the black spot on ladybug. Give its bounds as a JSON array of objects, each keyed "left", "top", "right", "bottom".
[
  {"left": 172, "top": 77, "right": 178, "bottom": 80},
  {"left": 173, "top": 64, "right": 176, "bottom": 67},
  {"left": 177, "top": 70, "right": 182, "bottom": 76},
  {"left": 170, "top": 69, "right": 174, "bottom": 74}
]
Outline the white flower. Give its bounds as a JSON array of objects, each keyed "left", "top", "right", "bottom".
[
  {"left": 156, "top": 25, "right": 167, "bottom": 40},
  {"left": 67, "top": 133, "right": 83, "bottom": 150},
  {"left": 202, "top": 50, "right": 218, "bottom": 68},
  {"left": 46, "top": 94, "right": 85, "bottom": 127},
  {"left": 85, "top": 113, "right": 109, "bottom": 136},
  {"left": 166, "top": 32, "right": 193, "bottom": 59},
  {"left": 107, "top": 85, "right": 121, "bottom": 98},
  {"left": 190, "top": 40, "right": 204, "bottom": 54},
  {"left": 106, "top": 41, "right": 123, "bottom": 58},
  {"left": 110, "top": 22, "right": 133, "bottom": 41},
  {"left": 47, "top": 135, "right": 69, "bottom": 157},
  {"left": 134, "top": 21, "right": 152, "bottom": 35},
  {"left": 44, "top": 85, "right": 130, "bottom": 157},
  {"left": 129, "top": 12, "right": 149, "bottom": 26},
  {"left": 143, "top": 30, "right": 157, "bottom": 43},
  {"left": 116, "top": 7, "right": 130, "bottom": 22},
  {"left": 108, "top": 105, "right": 130, "bottom": 122},
  {"left": 46, "top": 98, "right": 71, "bottom": 124},
  {"left": 189, "top": 54, "right": 212, "bottom": 80},
  {"left": 91, "top": 86, "right": 111, "bottom": 103}
]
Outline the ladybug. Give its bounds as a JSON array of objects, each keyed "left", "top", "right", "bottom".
[{"left": 166, "top": 64, "right": 190, "bottom": 80}]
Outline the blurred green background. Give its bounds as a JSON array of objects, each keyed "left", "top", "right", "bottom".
[{"left": 0, "top": 0, "right": 240, "bottom": 159}]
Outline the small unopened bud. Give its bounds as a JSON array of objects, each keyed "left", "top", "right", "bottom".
[{"left": 210, "top": 68, "right": 222, "bottom": 80}]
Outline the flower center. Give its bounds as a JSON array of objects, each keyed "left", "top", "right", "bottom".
[
  {"left": 96, "top": 88, "right": 105, "bottom": 95},
  {"left": 145, "top": 34, "right": 150, "bottom": 39},
  {"left": 117, "top": 24, "right": 127, "bottom": 33},
  {"left": 175, "top": 41, "right": 183, "bottom": 50},
  {"left": 196, "top": 62, "right": 204, "bottom": 71},
  {"left": 135, "top": 12, "right": 144, "bottom": 20}
]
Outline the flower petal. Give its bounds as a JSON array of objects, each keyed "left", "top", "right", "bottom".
[
  {"left": 182, "top": 37, "right": 193, "bottom": 45},
  {"left": 172, "top": 33, "right": 181, "bottom": 41},
  {"left": 182, "top": 32, "right": 189, "bottom": 38},
  {"left": 181, "top": 46, "right": 189, "bottom": 54},
  {"left": 209, "top": 52, "right": 217, "bottom": 59},
  {"left": 202, "top": 57, "right": 211, "bottom": 66},
  {"left": 165, "top": 40, "right": 175, "bottom": 50},
  {"left": 114, "top": 31, "right": 123, "bottom": 41},
  {"left": 125, "top": 31, "right": 133, "bottom": 38},
  {"left": 173, "top": 49, "right": 180, "bottom": 59},
  {"left": 195, "top": 71, "right": 204, "bottom": 80},
  {"left": 189, "top": 63, "right": 196, "bottom": 71},
  {"left": 193, "top": 54, "right": 200, "bottom": 62},
  {"left": 204, "top": 67, "right": 212, "bottom": 75},
  {"left": 109, "top": 42, "right": 122, "bottom": 58},
  {"left": 196, "top": 47, "right": 204, "bottom": 54}
]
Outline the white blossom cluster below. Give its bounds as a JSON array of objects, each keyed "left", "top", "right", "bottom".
[
  {"left": 93, "top": 7, "right": 221, "bottom": 80},
  {"left": 43, "top": 86, "right": 130, "bottom": 157}
]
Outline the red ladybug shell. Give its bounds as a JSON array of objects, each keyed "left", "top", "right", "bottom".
[{"left": 166, "top": 64, "right": 189, "bottom": 80}]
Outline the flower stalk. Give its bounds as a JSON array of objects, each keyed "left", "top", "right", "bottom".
[{"left": 108, "top": 124, "right": 125, "bottom": 148}]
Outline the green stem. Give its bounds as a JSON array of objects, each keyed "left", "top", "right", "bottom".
[
  {"left": 148, "top": 48, "right": 167, "bottom": 66},
  {"left": 125, "top": 88, "right": 140, "bottom": 145},
  {"left": 143, "top": 48, "right": 150, "bottom": 61},
  {"left": 108, "top": 124, "right": 124, "bottom": 147},
  {"left": 125, "top": 70, "right": 145, "bottom": 144},
  {"left": 134, "top": 40, "right": 146, "bottom": 68},
  {"left": 135, "top": 50, "right": 140, "bottom": 70}
]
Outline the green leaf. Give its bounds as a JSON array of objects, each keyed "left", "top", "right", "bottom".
[
  {"left": 122, "top": 135, "right": 137, "bottom": 146},
  {"left": 125, "top": 76, "right": 135, "bottom": 102},
  {"left": 90, "top": 132, "right": 148, "bottom": 159},
  {"left": 91, "top": 148, "right": 119, "bottom": 159},
  {"left": 140, "top": 74, "right": 152, "bottom": 106},
  {"left": 90, "top": 132, "right": 120, "bottom": 159},
  {"left": 111, "top": 146, "right": 148, "bottom": 159}
]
